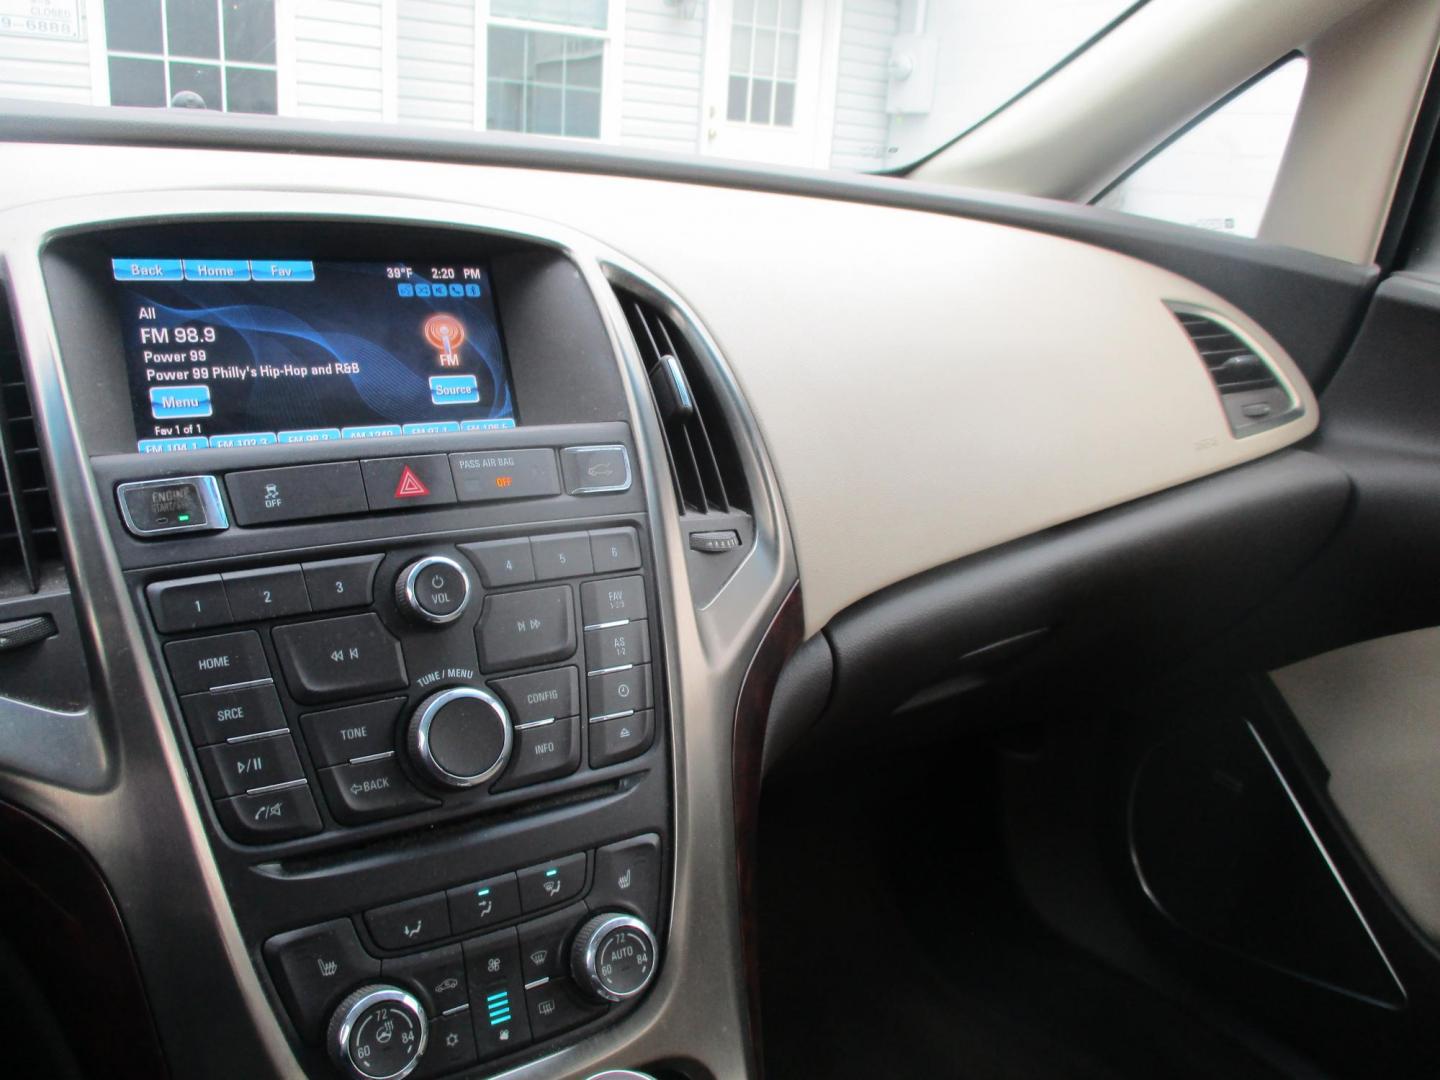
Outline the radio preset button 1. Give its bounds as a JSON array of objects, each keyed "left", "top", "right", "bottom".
[
  {"left": 272, "top": 614, "right": 408, "bottom": 704},
  {"left": 449, "top": 449, "right": 559, "bottom": 503},
  {"left": 165, "top": 630, "right": 270, "bottom": 694},
  {"left": 147, "top": 575, "right": 232, "bottom": 633},
  {"left": 302, "top": 555, "right": 383, "bottom": 612}
]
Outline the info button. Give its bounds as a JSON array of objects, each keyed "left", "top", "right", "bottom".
[{"left": 450, "top": 449, "right": 560, "bottom": 503}]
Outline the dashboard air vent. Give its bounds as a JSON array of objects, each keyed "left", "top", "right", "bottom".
[
  {"left": 0, "top": 293, "right": 59, "bottom": 591},
  {"left": 1170, "top": 306, "right": 1296, "bottom": 436},
  {"left": 615, "top": 289, "right": 750, "bottom": 516}
]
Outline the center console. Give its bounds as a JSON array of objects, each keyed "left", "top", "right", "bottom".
[{"left": 40, "top": 218, "right": 680, "bottom": 1080}]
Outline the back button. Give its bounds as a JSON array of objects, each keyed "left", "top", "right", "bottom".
[{"left": 317, "top": 754, "right": 439, "bottom": 824}]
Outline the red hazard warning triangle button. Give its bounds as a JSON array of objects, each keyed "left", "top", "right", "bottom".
[
  {"left": 394, "top": 465, "right": 430, "bottom": 498},
  {"left": 360, "top": 455, "right": 457, "bottom": 509}
]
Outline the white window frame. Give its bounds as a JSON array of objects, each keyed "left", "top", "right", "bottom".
[
  {"left": 96, "top": 0, "right": 278, "bottom": 113},
  {"left": 474, "top": 0, "right": 624, "bottom": 140}
]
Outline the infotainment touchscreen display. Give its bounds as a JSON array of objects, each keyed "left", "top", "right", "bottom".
[{"left": 112, "top": 257, "right": 517, "bottom": 453}]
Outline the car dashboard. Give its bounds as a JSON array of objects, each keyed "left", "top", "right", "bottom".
[{"left": 0, "top": 104, "right": 1326, "bottom": 1080}]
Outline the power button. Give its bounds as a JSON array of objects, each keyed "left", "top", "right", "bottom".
[{"left": 395, "top": 556, "right": 471, "bottom": 625}]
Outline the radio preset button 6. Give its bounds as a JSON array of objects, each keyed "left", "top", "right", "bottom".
[
  {"left": 273, "top": 614, "right": 408, "bottom": 704},
  {"left": 394, "top": 555, "right": 470, "bottom": 625}
]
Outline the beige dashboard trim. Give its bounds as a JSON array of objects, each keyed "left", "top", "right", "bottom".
[{"left": 0, "top": 143, "right": 1318, "bottom": 637}]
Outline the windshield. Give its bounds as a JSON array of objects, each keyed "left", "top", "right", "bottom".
[{"left": 0, "top": 0, "right": 1137, "bottom": 172}]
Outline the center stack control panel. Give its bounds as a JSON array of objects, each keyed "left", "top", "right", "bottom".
[{"left": 116, "top": 435, "right": 671, "bottom": 1080}]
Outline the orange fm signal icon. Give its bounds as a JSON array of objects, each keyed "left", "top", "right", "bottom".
[{"left": 424, "top": 314, "right": 465, "bottom": 368}]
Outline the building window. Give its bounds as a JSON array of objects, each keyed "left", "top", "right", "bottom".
[
  {"left": 727, "top": 0, "right": 800, "bottom": 126},
  {"left": 103, "top": 0, "right": 277, "bottom": 114},
  {"left": 486, "top": 3, "right": 607, "bottom": 139}
]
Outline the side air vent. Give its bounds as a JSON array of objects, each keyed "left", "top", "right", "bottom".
[
  {"left": 0, "top": 293, "right": 60, "bottom": 591},
  {"left": 615, "top": 288, "right": 751, "bottom": 517},
  {"left": 1170, "top": 306, "right": 1298, "bottom": 437}
]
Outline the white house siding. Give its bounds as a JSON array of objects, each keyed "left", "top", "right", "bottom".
[
  {"left": 292, "top": 0, "right": 386, "bottom": 121},
  {"left": 396, "top": 0, "right": 475, "bottom": 129},
  {"left": 829, "top": 0, "right": 900, "bottom": 171},
  {"left": 619, "top": 0, "right": 705, "bottom": 152},
  {"left": 0, "top": 28, "right": 93, "bottom": 105}
]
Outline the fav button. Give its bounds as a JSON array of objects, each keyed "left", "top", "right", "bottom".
[{"left": 365, "top": 891, "right": 450, "bottom": 951}]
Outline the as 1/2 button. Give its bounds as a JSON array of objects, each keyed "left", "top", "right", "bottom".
[{"left": 272, "top": 614, "right": 408, "bottom": 704}]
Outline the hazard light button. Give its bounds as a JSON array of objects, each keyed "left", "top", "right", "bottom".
[{"left": 360, "top": 454, "right": 457, "bottom": 510}]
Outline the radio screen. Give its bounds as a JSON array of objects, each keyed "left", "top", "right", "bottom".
[{"left": 112, "top": 258, "right": 517, "bottom": 453}]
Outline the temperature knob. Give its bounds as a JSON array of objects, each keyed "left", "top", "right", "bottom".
[
  {"left": 570, "top": 913, "right": 659, "bottom": 1003},
  {"left": 326, "top": 984, "right": 427, "bottom": 1080},
  {"left": 407, "top": 686, "right": 512, "bottom": 789},
  {"left": 394, "top": 556, "right": 470, "bottom": 626}
]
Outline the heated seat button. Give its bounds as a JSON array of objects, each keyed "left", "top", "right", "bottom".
[
  {"left": 382, "top": 943, "right": 467, "bottom": 1018},
  {"left": 180, "top": 681, "right": 286, "bottom": 745},
  {"left": 197, "top": 732, "right": 304, "bottom": 797},
  {"left": 587, "top": 666, "right": 652, "bottom": 719},
  {"left": 447, "top": 872, "right": 521, "bottom": 935},
  {"left": 361, "top": 455, "right": 457, "bottom": 511},
  {"left": 580, "top": 576, "right": 647, "bottom": 627},
  {"left": 226, "top": 461, "right": 368, "bottom": 526},
  {"left": 147, "top": 575, "right": 232, "bottom": 633},
  {"left": 458, "top": 537, "right": 535, "bottom": 588},
  {"left": 265, "top": 919, "right": 381, "bottom": 1038},
  {"left": 516, "top": 852, "right": 586, "bottom": 913},
  {"left": 215, "top": 782, "right": 322, "bottom": 844},
  {"left": 365, "top": 891, "right": 450, "bottom": 951},
  {"left": 589, "top": 710, "right": 655, "bottom": 768},
  {"left": 301, "top": 698, "right": 404, "bottom": 766},
  {"left": 589, "top": 834, "right": 662, "bottom": 923},
  {"left": 302, "top": 555, "right": 383, "bottom": 612},
  {"left": 165, "top": 630, "right": 270, "bottom": 694},
  {"left": 476, "top": 586, "right": 575, "bottom": 672},
  {"left": 492, "top": 716, "right": 579, "bottom": 792},
  {"left": 489, "top": 667, "right": 578, "bottom": 725},
  {"left": 222, "top": 565, "right": 311, "bottom": 622},
  {"left": 272, "top": 613, "right": 407, "bottom": 703},
  {"left": 317, "top": 754, "right": 439, "bottom": 824}
]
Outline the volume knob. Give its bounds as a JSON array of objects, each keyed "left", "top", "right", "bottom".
[
  {"left": 407, "top": 686, "right": 512, "bottom": 789},
  {"left": 394, "top": 555, "right": 471, "bottom": 625}
]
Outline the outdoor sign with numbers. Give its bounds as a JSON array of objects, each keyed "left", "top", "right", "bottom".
[{"left": 0, "top": 0, "right": 81, "bottom": 40}]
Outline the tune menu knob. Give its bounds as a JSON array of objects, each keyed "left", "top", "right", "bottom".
[
  {"left": 394, "top": 555, "right": 471, "bottom": 625},
  {"left": 326, "top": 984, "right": 427, "bottom": 1080},
  {"left": 407, "top": 686, "right": 512, "bottom": 789},
  {"left": 570, "top": 913, "right": 660, "bottom": 1003}
]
